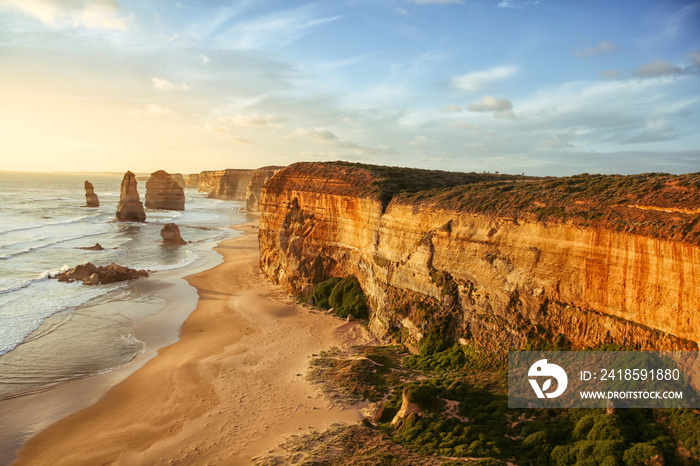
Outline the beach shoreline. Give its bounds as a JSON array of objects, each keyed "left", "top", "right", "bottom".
[{"left": 13, "top": 220, "right": 371, "bottom": 465}]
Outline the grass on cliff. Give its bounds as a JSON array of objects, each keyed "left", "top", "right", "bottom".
[{"left": 312, "top": 275, "right": 370, "bottom": 319}]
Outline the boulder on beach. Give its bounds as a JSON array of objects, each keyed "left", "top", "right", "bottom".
[
  {"left": 145, "top": 170, "right": 185, "bottom": 211},
  {"left": 55, "top": 262, "right": 148, "bottom": 285},
  {"left": 84, "top": 181, "right": 99, "bottom": 207},
  {"left": 161, "top": 223, "right": 187, "bottom": 245},
  {"left": 116, "top": 171, "right": 146, "bottom": 222}
]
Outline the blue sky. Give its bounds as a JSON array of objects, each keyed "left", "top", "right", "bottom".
[{"left": 0, "top": 0, "right": 698, "bottom": 175}]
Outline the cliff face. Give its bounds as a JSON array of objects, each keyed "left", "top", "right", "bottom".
[
  {"left": 84, "top": 181, "right": 99, "bottom": 207},
  {"left": 246, "top": 166, "right": 284, "bottom": 212},
  {"left": 185, "top": 174, "right": 199, "bottom": 188},
  {"left": 197, "top": 169, "right": 253, "bottom": 200},
  {"left": 116, "top": 171, "right": 146, "bottom": 222},
  {"left": 259, "top": 162, "right": 700, "bottom": 354},
  {"left": 145, "top": 170, "right": 185, "bottom": 210},
  {"left": 171, "top": 173, "right": 186, "bottom": 189}
]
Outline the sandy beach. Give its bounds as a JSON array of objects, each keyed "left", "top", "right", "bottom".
[{"left": 14, "top": 221, "right": 371, "bottom": 465}]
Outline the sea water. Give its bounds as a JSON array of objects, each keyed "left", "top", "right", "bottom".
[{"left": 0, "top": 171, "right": 246, "bottom": 400}]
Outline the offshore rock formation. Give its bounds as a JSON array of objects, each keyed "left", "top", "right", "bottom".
[
  {"left": 185, "top": 173, "right": 199, "bottom": 188},
  {"left": 259, "top": 162, "right": 700, "bottom": 357},
  {"left": 55, "top": 262, "right": 148, "bottom": 285},
  {"left": 145, "top": 170, "right": 185, "bottom": 211},
  {"left": 197, "top": 169, "right": 253, "bottom": 200},
  {"left": 160, "top": 223, "right": 186, "bottom": 245},
  {"left": 246, "top": 166, "right": 284, "bottom": 212},
  {"left": 115, "top": 171, "right": 146, "bottom": 222},
  {"left": 171, "top": 173, "right": 186, "bottom": 189},
  {"left": 84, "top": 181, "right": 99, "bottom": 207}
]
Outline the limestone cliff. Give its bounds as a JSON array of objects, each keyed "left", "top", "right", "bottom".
[
  {"left": 115, "top": 171, "right": 146, "bottom": 222},
  {"left": 84, "top": 181, "right": 99, "bottom": 207},
  {"left": 197, "top": 169, "right": 253, "bottom": 200},
  {"left": 185, "top": 174, "right": 199, "bottom": 188},
  {"left": 246, "top": 166, "right": 284, "bottom": 212},
  {"left": 259, "top": 162, "right": 700, "bottom": 355},
  {"left": 145, "top": 170, "right": 185, "bottom": 210},
  {"left": 171, "top": 173, "right": 186, "bottom": 189}
]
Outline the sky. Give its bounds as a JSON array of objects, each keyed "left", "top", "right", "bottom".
[{"left": 0, "top": 0, "right": 699, "bottom": 176}]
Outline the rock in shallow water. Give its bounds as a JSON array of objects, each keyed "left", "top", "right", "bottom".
[
  {"left": 55, "top": 262, "right": 148, "bottom": 285},
  {"left": 116, "top": 171, "right": 146, "bottom": 222},
  {"left": 160, "top": 223, "right": 187, "bottom": 245},
  {"left": 84, "top": 181, "right": 99, "bottom": 207}
]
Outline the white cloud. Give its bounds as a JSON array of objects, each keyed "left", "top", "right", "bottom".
[
  {"left": 467, "top": 96, "right": 516, "bottom": 119},
  {"left": 291, "top": 128, "right": 397, "bottom": 156},
  {"left": 634, "top": 60, "right": 683, "bottom": 77},
  {"left": 152, "top": 77, "right": 190, "bottom": 91},
  {"left": 451, "top": 66, "right": 518, "bottom": 92},
  {"left": 197, "top": 54, "right": 210, "bottom": 64},
  {"left": 221, "top": 114, "right": 281, "bottom": 127},
  {"left": 573, "top": 41, "right": 618, "bottom": 58},
  {"left": 442, "top": 104, "right": 462, "bottom": 113},
  {"left": 410, "top": 135, "right": 435, "bottom": 146},
  {"left": 497, "top": 0, "right": 539, "bottom": 8},
  {"left": 128, "top": 104, "right": 174, "bottom": 116},
  {"left": 0, "top": 0, "right": 130, "bottom": 30}
]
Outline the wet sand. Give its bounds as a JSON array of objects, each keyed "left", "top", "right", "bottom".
[{"left": 14, "top": 222, "right": 369, "bottom": 465}]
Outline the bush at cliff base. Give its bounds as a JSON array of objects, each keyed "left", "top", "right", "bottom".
[{"left": 312, "top": 276, "right": 369, "bottom": 319}]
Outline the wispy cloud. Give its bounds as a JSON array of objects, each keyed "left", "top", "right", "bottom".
[
  {"left": 467, "top": 95, "right": 516, "bottom": 119},
  {"left": 633, "top": 59, "right": 683, "bottom": 78},
  {"left": 497, "top": 0, "right": 540, "bottom": 9},
  {"left": 573, "top": 41, "right": 618, "bottom": 58},
  {"left": 152, "top": 77, "right": 190, "bottom": 91},
  {"left": 197, "top": 54, "right": 210, "bottom": 64},
  {"left": 451, "top": 66, "right": 518, "bottom": 92},
  {"left": 291, "top": 128, "right": 397, "bottom": 156},
  {"left": 0, "top": 0, "right": 130, "bottom": 30},
  {"left": 220, "top": 114, "right": 282, "bottom": 127},
  {"left": 128, "top": 104, "right": 174, "bottom": 116}
]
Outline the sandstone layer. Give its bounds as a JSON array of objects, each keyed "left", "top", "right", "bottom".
[
  {"left": 171, "top": 173, "right": 186, "bottom": 189},
  {"left": 115, "top": 171, "right": 146, "bottom": 222},
  {"left": 259, "top": 162, "right": 700, "bottom": 355},
  {"left": 145, "top": 170, "right": 185, "bottom": 211},
  {"left": 84, "top": 181, "right": 99, "bottom": 207},
  {"left": 246, "top": 166, "right": 284, "bottom": 212},
  {"left": 161, "top": 223, "right": 186, "bottom": 245},
  {"left": 197, "top": 169, "right": 253, "bottom": 200}
]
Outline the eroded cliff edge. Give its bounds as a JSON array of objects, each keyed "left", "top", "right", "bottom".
[{"left": 259, "top": 162, "right": 700, "bottom": 354}]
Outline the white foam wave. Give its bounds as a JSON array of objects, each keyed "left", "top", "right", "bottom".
[
  {"left": 0, "top": 214, "right": 100, "bottom": 235},
  {"left": 0, "top": 231, "right": 105, "bottom": 260},
  {"left": 145, "top": 249, "right": 199, "bottom": 272}
]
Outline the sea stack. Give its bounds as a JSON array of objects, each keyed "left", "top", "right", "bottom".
[
  {"left": 84, "top": 181, "right": 99, "bottom": 207},
  {"left": 245, "top": 166, "right": 283, "bottom": 212},
  {"left": 115, "top": 171, "right": 146, "bottom": 222},
  {"left": 145, "top": 170, "right": 185, "bottom": 211},
  {"left": 160, "top": 223, "right": 186, "bottom": 245}
]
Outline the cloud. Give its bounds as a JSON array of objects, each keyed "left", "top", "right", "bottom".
[
  {"left": 202, "top": 122, "right": 228, "bottom": 134},
  {"left": 497, "top": 0, "right": 539, "bottom": 8},
  {"left": 599, "top": 69, "right": 620, "bottom": 80},
  {"left": 0, "top": 0, "right": 130, "bottom": 30},
  {"left": 197, "top": 54, "right": 210, "bottom": 64},
  {"left": 292, "top": 128, "right": 397, "bottom": 156},
  {"left": 467, "top": 95, "right": 516, "bottom": 119},
  {"left": 128, "top": 104, "right": 174, "bottom": 116},
  {"left": 410, "top": 136, "right": 435, "bottom": 146},
  {"left": 690, "top": 51, "right": 700, "bottom": 67},
  {"left": 442, "top": 104, "right": 462, "bottom": 113},
  {"left": 573, "top": 41, "right": 618, "bottom": 58},
  {"left": 152, "top": 77, "right": 190, "bottom": 91},
  {"left": 633, "top": 59, "right": 683, "bottom": 78},
  {"left": 220, "top": 114, "right": 281, "bottom": 127},
  {"left": 451, "top": 66, "right": 518, "bottom": 92}
]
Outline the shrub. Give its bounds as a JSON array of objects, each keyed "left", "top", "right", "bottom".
[{"left": 312, "top": 276, "right": 369, "bottom": 319}]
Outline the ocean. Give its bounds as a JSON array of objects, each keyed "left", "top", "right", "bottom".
[{"left": 0, "top": 171, "right": 246, "bottom": 401}]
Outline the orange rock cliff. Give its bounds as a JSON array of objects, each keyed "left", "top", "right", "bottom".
[{"left": 258, "top": 162, "right": 700, "bottom": 354}]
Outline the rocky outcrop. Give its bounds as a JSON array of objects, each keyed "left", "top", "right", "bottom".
[
  {"left": 391, "top": 390, "right": 423, "bottom": 427},
  {"left": 55, "top": 262, "right": 148, "bottom": 285},
  {"left": 160, "top": 223, "right": 186, "bottom": 245},
  {"left": 197, "top": 169, "right": 253, "bottom": 200},
  {"left": 76, "top": 243, "right": 104, "bottom": 251},
  {"left": 145, "top": 170, "right": 185, "bottom": 211},
  {"left": 84, "top": 181, "right": 99, "bottom": 207},
  {"left": 185, "top": 174, "right": 199, "bottom": 188},
  {"left": 171, "top": 173, "right": 186, "bottom": 189},
  {"left": 259, "top": 162, "right": 700, "bottom": 356},
  {"left": 246, "top": 166, "right": 284, "bottom": 212},
  {"left": 115, "top": 171, "right": 146, "bottom": 222}
]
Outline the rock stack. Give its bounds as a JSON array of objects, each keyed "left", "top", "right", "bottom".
[
  {"left": 145, "top": 170, "right": 185, "bottom": 210},
  {"left": 115, "top": 171, "right": 146, "bottom": 222},
  {"left": 160, "top": 223, "right": 187, "bottom": 245},
  {"left": 245, "top": 166, "right": 283, "bottom": 212},
  {"left": 171, "top": 173, "right": 186, "bottom": 189},
  {"left": 84, "top": 181, "right": 99, "bottom": 207}
]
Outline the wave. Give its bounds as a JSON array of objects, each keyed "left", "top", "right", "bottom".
[
  {"left": 0, "top": 265, "right": 71, "bottom": 295},
  {"left": 143, "top": 249, "right": 199, "bottom": 272},
  {"left": 0, "top": 231, "right": 106, "bottom": 260},
  {"left": 0, "top": 214, "right": 101, "bottom": 235}
]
